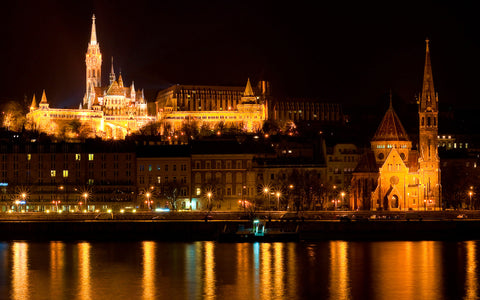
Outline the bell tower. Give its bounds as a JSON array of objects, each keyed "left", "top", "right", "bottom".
[
  {"left": 418, "top": 38, "right": 440, "bottom": 209},
  {"left": 84, "top": 14, "right": 102, "bottom": 108}
]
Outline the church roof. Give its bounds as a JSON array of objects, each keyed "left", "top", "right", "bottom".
[
  {"left": 354, "top": 151, "right": 378, "bottom": 173},
  {"left": 372, "top": 102, "right": 409, "bottom": 142}
]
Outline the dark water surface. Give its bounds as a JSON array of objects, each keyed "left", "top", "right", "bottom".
[{"left": 0, "top": 240, "right": 478, "bottom": 299}]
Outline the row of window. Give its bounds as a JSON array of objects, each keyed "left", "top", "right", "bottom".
[{"left": 139, "top": 164, "right": 188, "bottom": 172}]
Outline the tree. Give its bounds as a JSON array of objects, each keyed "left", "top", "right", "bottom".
[
  {"left": 161, "top": 181, "right": 182, "bottom": 210},
  {"left": 1, "top": 101, "right": 26, "bottom": 131}
]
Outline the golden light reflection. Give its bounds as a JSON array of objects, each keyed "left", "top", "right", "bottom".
[
  {"left": 273, "top": 243, "right": 285, "bottom": 299},
  {"left": 142, "top": 241, "right": 156, "bottom": 300},
  {"left": 465, "top": 241, "right": 478, "bottom": 299},
  {"left": 329, "top": 241, "right": 351, "bottom": 299},
  {"left": 12, "top": 242, "right": 29, "bottom": 300},
  {"left": 236, "top": 243, "right": 251, "bottom": 299},
  {"left": 50, "top": 242, "right": 65, "bottom": 299},
  {"left": 260, "top": 243, "right": 272, "bottom": 299},
  {"left": 204, "top": 241, "right": 216, "bottom": 300},
  {"left": 287, "top": 243, "right": 297, "bottom": 299},
  {"left": 78, "top": 242, "right": 91, "bottom": 300}
]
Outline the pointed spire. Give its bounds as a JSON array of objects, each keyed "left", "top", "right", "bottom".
[
  {"left": 118, "top": 73, "right": 124, "bottom": 87},
  {"left": 421, "top": 37, "right": 437, "bottom": 110},
  {"left": 40, "top": 90, "right": 47, "bottom": 103},
  {"left": 244, "top": 78, "right": 254, "bottom": 97},
  {"left": 90, "top": 14, "right": 97, "bottom": 45},
  {"left": 109, "top": 56, "right": 116, "bottom": 84},
  {"left": 30, "top": 94, "right": 37, "bottom": 109}
]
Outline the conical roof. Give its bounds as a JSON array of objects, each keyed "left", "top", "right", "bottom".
[{"left": 372, "top": 103, "right": 409, "bottom": 141}]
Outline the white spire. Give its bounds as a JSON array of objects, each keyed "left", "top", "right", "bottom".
[{"left": 90, "top": 14, "right": 97, "bottom": 45}]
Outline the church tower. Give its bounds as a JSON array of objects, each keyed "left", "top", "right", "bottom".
[
  {"left": 84, "top": 14, "right": 102, "bottom": 108},
  {"left": 418, "top": 39, "right": 440, "bottom": 209}
]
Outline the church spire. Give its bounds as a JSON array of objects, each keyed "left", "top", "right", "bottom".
[
  {"left": 420, "top": 38, "right": 437, "bottom": 111},
  {"left": 90, "top": 14, "right": 97, "bottom": 45},
  {"left": 109, "top": 56, "right": 116, "bottom": 85},
  {"left": 30, "top": 94, "right": 37, "bottom": 110},
  {"left": 40, "top": 90, "right": 47, "bottom": 103},
  {"left": 244, "top": 78, "right": 254, "bottom": 97}
]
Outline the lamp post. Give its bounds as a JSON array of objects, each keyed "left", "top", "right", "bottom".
[
  {"left": 424, "top": 199, "right": 426, "bottom": 211},
  {"left": 469, "top": 191, "right": 473, "bottom": 210},
  {"left": 276, "top": 191, "right": 281, "bottom": 211},
  {"left": 341, "top": 192, "right": 345, "bottom": 210},
  {"left": 207, "top": 192, "right": 212, "bottom": 210},
  {"left": 21, "top": 193, "right": 26, "bottom": 212},
  {"left": 83, "top": 193, "right": 88, "bottom": 212},
  {"left": 264, "top": 187, "right": 270, "bottom": 211},
  {"left": 145, "top": 192, "right": 152, "bottom": 210}
]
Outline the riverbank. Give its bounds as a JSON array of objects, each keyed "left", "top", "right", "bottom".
[{"left": 2, "top": 218, "right": 480, "bottom": 241}]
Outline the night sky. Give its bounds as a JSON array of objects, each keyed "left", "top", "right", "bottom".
[{"left": 1, "top": 1, "right": 479, "bottom": 115}]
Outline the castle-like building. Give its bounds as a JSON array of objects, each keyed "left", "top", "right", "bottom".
[
  {"left": 27, "top": 15, "right": 154, "bottom": 140},
  {"left": 350, "top": 39, "right": 440, "bottom": 211},
  {"left": 155, "top": 78, "right": 268, "bottom": 134}
]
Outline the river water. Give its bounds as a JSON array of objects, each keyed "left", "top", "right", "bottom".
[{"left": 0, "top": 240, "right": 478, "bottom": 299}]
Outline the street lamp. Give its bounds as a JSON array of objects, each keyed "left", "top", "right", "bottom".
[
  {"left": 424, "top": 199, "right": 427, "bottom": 211},
  {"left": 341, "top": 192, "right": 345, "bottom": 209},
  {"left": 21, "top": 193, "right": 26, "bottom": 212},
  {"left": 83, "top": 193, "right": 88, "bottom": 212},
  {"left": 264, "top": 187, "right": 270, "bottom": 211},
  {"left": 469, "top": 191, "right": 473, "bottom": 210},
  {"left": 145, "top": 192, "right": 152, "bottom": 210},
  {"left": 276, "top": 191, "right": 281, "bottom": 211},
  {"left": 207, "top": 192, "right": 212, "bottom": 210}
]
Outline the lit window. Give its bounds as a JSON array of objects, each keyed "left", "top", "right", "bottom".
[
  {"left": 88, "top": 154, "right": 94, "bottom": 161},
  {"left": 88, "top": 179, "right": 94, "bottom": 185},
  {"left": 196, "top": 188, "right": 201, "bottom": 195},
  {"left": 27, "top": 154, "right": 31, "bottom": 160},
  {"left": 76, "top": 154, "right": 81, "bottom": 161},
  {"left": 148, "top": 165, "right": 152, "bottom": 172},
  {"left": 63, "top": 170, "right": 68, "bottom": 177},
  {"left": 51, "top": 170, "right": 56, "bottom": 177}
]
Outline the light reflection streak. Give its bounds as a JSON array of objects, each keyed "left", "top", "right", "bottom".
[
  {"left": 78, "top": 242, "right": 91, "bottom": 300},
  {"left": 50, "top": 242, "right": 64, "bottom": 299},
  {"left": 273, "top": 243, "right": 285, "bottom": 299},
  {"left": 204, "top": 241, "right": 216, "bottom": 300},
  {"left": 329, "top": 241, "right": 351, "bottom": 299},
  {"left": 260, "top": 243, "right": 272, "bottom": 299},
  {"left": 287, "top": 243, "right": 297, "bottom": 299},
  {"left": 236, "top": 243, "right": 250, "bottom": 299},
  {"left": 465, "top": 241, "right": 478, "bottom": 299},
  {"left": 12, "top": 242, "right": 29, "bottom": 300},
  {"left": 142, "top": 241, "right": 156, "bottom": 300},
  {"left": 253, "top": 242, "right": 260, "bottom": 299}
]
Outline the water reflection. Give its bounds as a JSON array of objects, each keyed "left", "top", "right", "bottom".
[
  {"left": 465, "top": 241, "right": 478, "bottom": 299},
  {"left": 142, "top": 241, "right": 155, "bottom": 300},
  {"left": 11, "top": 242, "right": 29, "bottom": 300},
  {"left": 329, "top": 241, "right": 351, "bottom": 299},
  {"left": 78, "top": 242, "right": 91, "bottom": 300},
  {"left": 1, "top": 241, "right": 480, "bottom": 299}
]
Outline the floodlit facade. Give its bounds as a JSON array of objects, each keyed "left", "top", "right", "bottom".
[
  {"left": 27, "top": 15, "right": 154, "bottom": 140},
  {"left": 155, "top": 79, "right": 268, "bottom": 134},
  {"left": 350, "top": 39, "right": 441, "bottom": 211}
]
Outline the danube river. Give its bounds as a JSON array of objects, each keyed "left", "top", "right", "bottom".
[{"left": 0, "top": 240, "right": 478, "bottom": 299}]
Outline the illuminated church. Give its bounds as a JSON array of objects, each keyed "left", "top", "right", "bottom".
[
  {"left": 350, "top": 39, "right": 440, "bottom": 211},
  {"left": 27, "top": 15, "right": 154, "bottom": 140}
]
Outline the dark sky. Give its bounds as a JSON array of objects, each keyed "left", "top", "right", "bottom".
[{"left": 1, "top": 1, "right": 479, "bottom": 111}]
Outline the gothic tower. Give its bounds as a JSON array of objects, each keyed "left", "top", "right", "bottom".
[
  {"left": 84, "top": 14, "right": 102, "bottom": 108},
  {"left": 418, "top": 39, "right": 440, "bottom": 209}
]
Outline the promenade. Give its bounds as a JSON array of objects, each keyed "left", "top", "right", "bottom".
[{"left": 1, "top": 210, "right": 480, "bottom": 241}]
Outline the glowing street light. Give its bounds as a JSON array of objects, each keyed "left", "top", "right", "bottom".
[
  {"left": 207, "top": 192, "right": 212, "bottom": 210},
  {"left": 83, "top": 193, "right": 89, "bottom": 212},
  {"left": 145, "top": 192, "right": 153, "bottom": 210},
  {"left": 469, "top": 191, "right": 473, "bottom": 210},
  {"left": 276, "top": 191, "right": 281, "bottom": 211},
  {"left": 341, "top": 192, "right": 346, "bottom": 207},
  {"left": 263, "top": 187, "right": 270, "bottom": 210}
]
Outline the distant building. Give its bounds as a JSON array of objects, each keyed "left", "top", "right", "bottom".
[
  {"left": 27, "top": 15, "right": 154, "bottom": 140},
  {"left": 155, "top": 79, "right": 268, "bottom": 133},
  {"left": 350, "top": 40, "right": 441, "bottom": 211},
  {"left": 325, "top": 143, "right": 361, "bottom": 191},
  {"left": 270, "top": 99, "right": 344, "bottom": 125}
]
